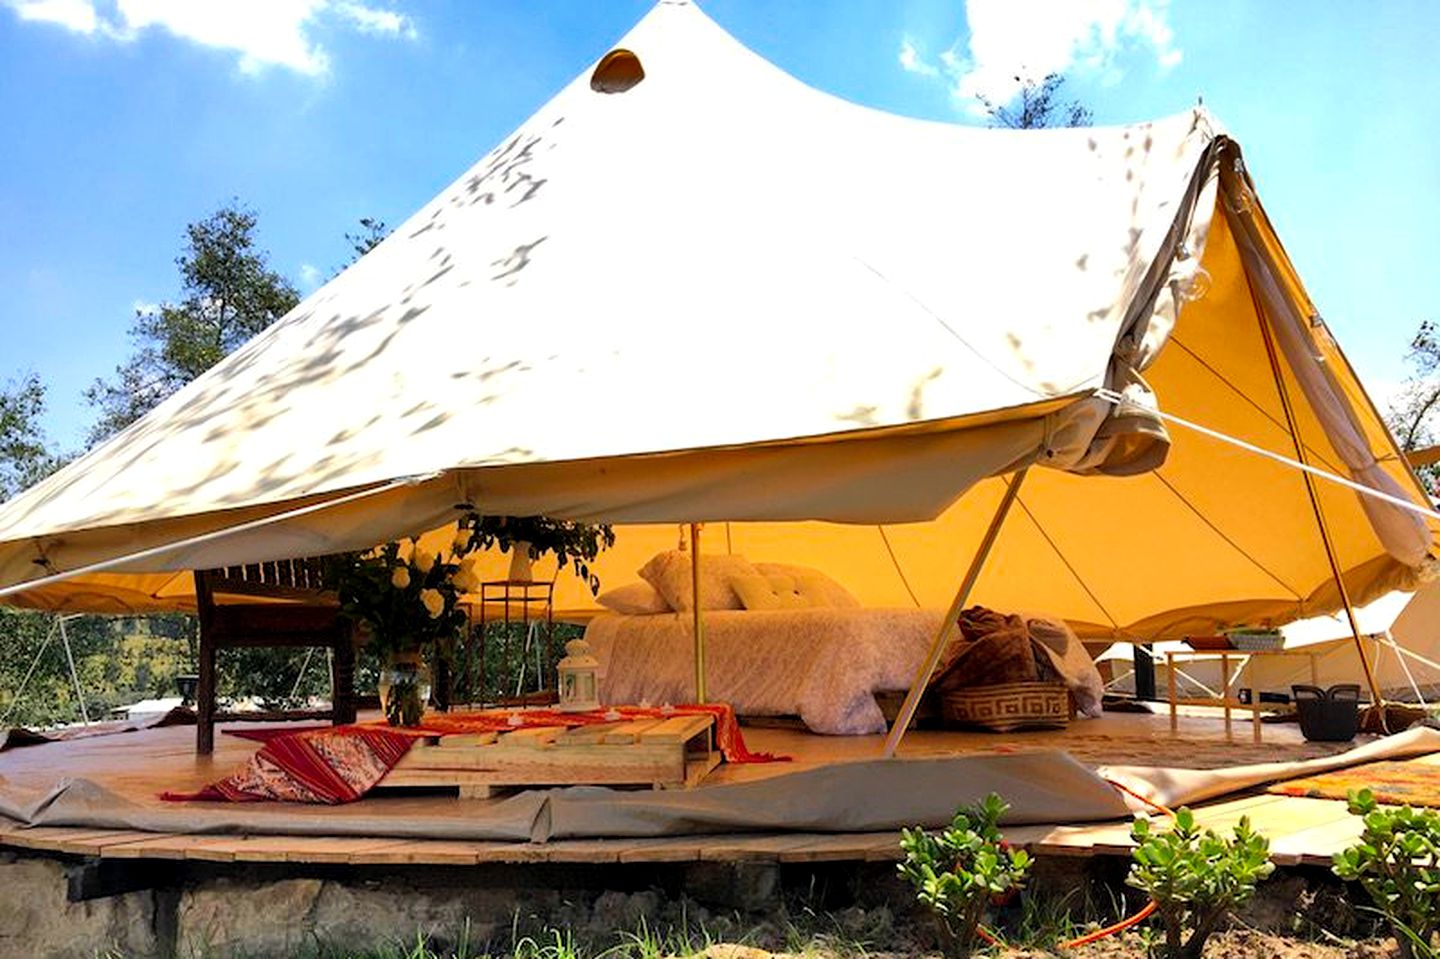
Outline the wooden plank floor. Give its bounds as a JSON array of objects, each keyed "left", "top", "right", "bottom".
[{"left": 0, "top": 710, "right": 1424, "bottom": 869}]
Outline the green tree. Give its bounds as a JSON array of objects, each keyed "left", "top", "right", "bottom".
[
  {"left": 980, "top": 73, "right": 1093, "bottom": 129},
  {"left": 84, "top": 202, "right": 299, "bottom": 445},
  {"left": 0, "top": 372, "right": 58, "bottom": 501},
  {"left": 77, "top": 201, "right": 323, "bottom": 710},
  {"left": 1388, "top": 319, "right": 1440, "bottom": 496},
  {"left": 345, "top": 216, "right": 389, "bottom": 262}
]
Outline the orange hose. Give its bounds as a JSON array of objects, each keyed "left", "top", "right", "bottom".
[
  {"left": 1062, "top": 899, "right": 1158, "bottom": 948},
  {"left": 1041, "top": 777, "right": 1174, "bottom": 949},
  {"left": 1105, "top": 776, "right": 1177, "bottom": 819},
  {"left": 975, "top": 924, "right": 1003, "bottom": 947}
]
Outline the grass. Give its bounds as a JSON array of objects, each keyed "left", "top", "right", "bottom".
[
  {"left": 89, "top": 907, "right": 878, "bottom": 959},
  {"left": 86, "top": 873, "right": 1400, "bottom": 959}
]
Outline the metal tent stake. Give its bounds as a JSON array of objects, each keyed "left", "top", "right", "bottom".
[{"left": 882, "top": 468, "right": 1029, "bottom": 758}]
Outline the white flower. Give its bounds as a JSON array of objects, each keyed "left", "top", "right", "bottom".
[
  {"left": 413, "top": 550, "right": 437, "bottom": 574},
  {"left": 452, "top": 567, "right": 479, "bottom": 593},
  {"left": 390, "top": 566, "right": 411, "bottom": 589},
  {"left": 450, "top": 556, "right": 481, "bottom": 592},
  {"left": 452, "top": 528, "right": 472, "bottom": 553},
  {"left": 419, "top": 588, "right": 445, "bottom": 619}
]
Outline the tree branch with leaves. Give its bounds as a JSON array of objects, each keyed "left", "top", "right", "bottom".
[
  {"left": 84, "top": 202, "right": 299, "bottom": 446},
  {"left": 980, "top": 73, "right": 1093, "bottom": 130}
]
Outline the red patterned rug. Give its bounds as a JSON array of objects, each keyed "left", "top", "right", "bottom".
[
  {"left": 165, "top": 704, "right": 783, "bottom": 804},
  {"left": 1268, "top": 758, "right": 1440, "bottom": 808}
]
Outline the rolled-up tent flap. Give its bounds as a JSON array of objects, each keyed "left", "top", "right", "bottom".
[{"left": 1220, "top": 162, "right": 1433, "bottom": 568}]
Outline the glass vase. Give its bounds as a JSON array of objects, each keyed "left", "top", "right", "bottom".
[{"left": 378, "top": 652, "right": 430, "bottom": 727}]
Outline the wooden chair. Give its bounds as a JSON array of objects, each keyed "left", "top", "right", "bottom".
[{"left": 192, "top": 558, "right": 357, "bottom": 755}]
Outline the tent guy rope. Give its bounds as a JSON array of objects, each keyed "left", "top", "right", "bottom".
[{"left": 1095, "top": 389, "right": 1440, "bottom": 524}]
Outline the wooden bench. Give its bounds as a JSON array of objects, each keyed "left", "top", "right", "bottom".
[{"left": 193, "top": 558, "right": 357, "bottom": 755}]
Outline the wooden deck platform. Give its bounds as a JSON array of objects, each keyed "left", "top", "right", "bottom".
[{"left": 0, "top": 708, "right": 1421, "bottom": 870}]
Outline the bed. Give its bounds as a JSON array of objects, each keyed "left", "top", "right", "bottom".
[
  {"left": 584, "top": 551, "right": 1105, "bottom": 736},
  {"left": 585, "top": 607, "right": 943, "bottom": 735}
]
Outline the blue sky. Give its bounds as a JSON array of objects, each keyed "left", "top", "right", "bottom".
[{"left": 2, "top": 0, "right": 1438, "bottom": 451}]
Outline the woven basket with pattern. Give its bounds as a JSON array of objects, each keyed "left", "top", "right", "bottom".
[{"left": 940, "top": 681, "right": 1071, "bottom": 732}]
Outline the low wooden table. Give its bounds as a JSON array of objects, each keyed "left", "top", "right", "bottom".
[
  {"left": 1166, "top": 648, "right": 1321, "bottom": 743},
  {"left": 381, "top": 712, "right": 721, "bottom": 798}
]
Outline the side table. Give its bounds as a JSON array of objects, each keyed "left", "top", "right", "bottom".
[{"left": 1166, "top": 648, "right": 1321, "bottom": 743}]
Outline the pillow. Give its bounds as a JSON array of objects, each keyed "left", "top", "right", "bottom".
[
  {"left": 730, "top": 573, "right": 811, "bottom": 610},
  {"left": 637, "top": 550, "right": 759, "bottom": 611},
  {"left": 752, "top": 563, "right": 861, "bottom": 608},
  {"left": 596, "top": 581, "right": 672, "bottom": 615}
]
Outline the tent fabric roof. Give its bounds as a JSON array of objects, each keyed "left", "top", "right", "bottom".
[
  {"left": 1, "top": 2, "right": 1436, "bottom": 642},
  {"left": 0, "top": 0, "right": 1215, "bottom": 590}
]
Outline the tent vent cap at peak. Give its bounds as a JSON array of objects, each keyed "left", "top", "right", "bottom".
[{"left": 591, "top": 49, "right": 645, "bottom": 93}]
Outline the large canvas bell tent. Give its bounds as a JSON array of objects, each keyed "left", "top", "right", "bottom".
[{"left": 1, "top": 2, "right": 1435, "bottom": 659}]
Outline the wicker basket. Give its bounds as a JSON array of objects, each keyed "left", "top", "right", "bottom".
[
  {"left": 941, "top": 681, "right": 1071, "bottom": 732},
  {"left": 1227, "top": 630, "right": 1284, "bottom": 652}
]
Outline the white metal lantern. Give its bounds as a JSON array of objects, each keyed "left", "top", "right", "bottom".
[{"left": 556, "top": 637, "right": 600, "bottom": 712}]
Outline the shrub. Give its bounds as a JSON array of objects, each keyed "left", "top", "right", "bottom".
[
  {"left": 1127, "top": 807, "right": 1274, "bottom": 959},
  {"left": 897, "top": 792, "right": 1032, "bottom": 957},
  {"left": 1332, "top": 788, "right": 1440, "bottom": 959}
]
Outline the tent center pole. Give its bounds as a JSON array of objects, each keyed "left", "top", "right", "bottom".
[
  {"left": 882, "top": 468, "right": 1029, "bottom": 758},
  {"left": 690, "top": 523, "right": 706, "bottom": 704},
  {"left": 1243, "top": 234, "right": 1386, "bottom": 716}
]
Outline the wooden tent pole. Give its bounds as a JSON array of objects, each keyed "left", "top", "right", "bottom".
[
  {"left": 690, "top": 523, "right": 707, "bottom": 703},
  {"left": 1251, "top": 287, "right": 1386, "bottom": 713},
  {"left": 882, "top": 468, "right": 1028, "bottom": 758}
]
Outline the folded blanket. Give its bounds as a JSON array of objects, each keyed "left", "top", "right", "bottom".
[{"left": 932, "top": 606, "right": 1103, "bottom": 717}]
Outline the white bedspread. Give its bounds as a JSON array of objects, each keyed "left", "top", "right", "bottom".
[{"left": 585, "top": 608, "right": 942, "bottom": 735}]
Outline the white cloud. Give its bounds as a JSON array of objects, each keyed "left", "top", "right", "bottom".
[
  {"left": 132, "top": 298, "right": 159, "bottom": 316},
  {"left": 334, "top": 0, "right": 415, "bottom": 39},
  {"left": 901, "top": 0, "right": 1182, "bottom": 116},
  {"left": 898, "top": 37, "right": 939, "bottom": 77},
  {"left": 2, "top": 0, "right": 417, "bottom": 76},
  {"left": 299, "top": 263, "right": 322, "bottom": 290},
  {"left": 118, "top": 0, "right": 332, "bottom": 75},
  {"left": 9, "top": 0, "right": 97, "bottom": 33}
]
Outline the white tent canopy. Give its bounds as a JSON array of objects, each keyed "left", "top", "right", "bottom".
[{"left": 1, "top": 1, "right": 1435, "bottom": 652}]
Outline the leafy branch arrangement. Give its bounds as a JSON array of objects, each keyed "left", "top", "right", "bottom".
[
  {"left": 1127, "top": 808, "right": 1274, "bottom": 959},
  {"left": 898, "top": 793, "right": 1032, "bottom": 957},
  {"left": 464, "top": 514, "right": 615, "bottom": 594},
  {"left": 1332, "top": 788, "right": 1440, "bottom": 959}
]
